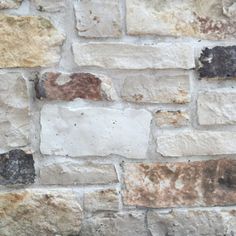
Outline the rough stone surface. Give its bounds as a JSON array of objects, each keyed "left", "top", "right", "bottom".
[
  {"left": 121, "top": 74, "right": 190, "bottom": 104},
  {"left": 147, "top": 209, "right": 236, "bottom": 236},
  {"left": 40, "top": 162, "right": 118, "bottom": 185},
  {"left": 124, "top": 160, "right": 236, "bottom": 208},
  {"left": 198, "top": 46, "right": 236, "bottom": 78},
  {"left": 79, "top": 211, "right": 148, "bottom": 236},
  {"left": 156, "top": 130, "right": 236, "bottom": 157},
  {"left": 0, "top": 0, "right": 22, "bottom": 9},
  {"left": 84, "top": 189, "right": 119, "bottom": 212},
  {"left": 0, "top": 15, "right": 64, "bottom": 68},
  {"left": 36, "top": 72, "right": 118, "bottom": 101},
  {"left": 74, "top": 0, "right": 122, "bottom": 38},
  {"left": 126, "top": 0, "right": 236, "bottom": 40},
  {"left": 198, "top": 89, "right": 236, "bottom": 125},
  {"left": 40, "top": 103, "right": 152, "bottom": 159},
  {"left": 0, "top": 189, "right": 83, "bottom": 236},
  {"left": 32, "top": 0, "right": 65, "bottom": 12},
  {"left": 155, "top": 110, "right": 189, "bottom": 127},
  {"left": 0, "top": 149, "right": 35, "bottom": 185},
  {"left": 73, "top": 43, "right": 195, "bottom": 69},
  {"left": 0, "top": 73, "right": 30, "bottom": 154}
]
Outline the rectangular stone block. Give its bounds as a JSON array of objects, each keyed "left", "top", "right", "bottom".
[
  {"left": 74, "top": 0, "right": 122, "bottom": 38},
  {"left": 156, "top": 130, "right": 236, "bottom": 157},
  {"left": 198, "top": 89, "right": 236, "bottom": 125},
  {"left": 126, "top": 0, "right": 236, "bottom": 40},
  {"left": 73, "top": 43, "right": 195, "bottom": 69},
  {"left": 124, "top": 160, "right": 236, "bottom": 208},
  {"left": 40, "top": 103, "right": 152, "bottom": 159},
  {"left": 40, "top": 162, "right": 118, "bottom": 185},
  {"left": 121, "top": 74, "right": 190, "bottom": 104}
]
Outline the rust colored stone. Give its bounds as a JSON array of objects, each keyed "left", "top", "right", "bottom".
[{"left": 123, "top": 159, "right": 236, "bottom": 208}]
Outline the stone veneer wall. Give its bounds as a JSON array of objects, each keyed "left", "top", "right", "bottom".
[{"left": 1, "top": 0, "right": 236, "bottom": 235}]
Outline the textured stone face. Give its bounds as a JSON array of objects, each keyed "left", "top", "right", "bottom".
[
  {"left": 0, "top": 15, "right": 64, "bottom": 68},
  {"left": 156, "top": 130, "right": 236, "bottom": 157},
  {"left": 36, "top": 72, "right": 118, "bottom": 101},
  {"left": 79, "top": 211, "right": 148, "bottom": 236},
  {"left": 32, "top": 0, "right": 65, "bottom": 12},
  {"left": 73, "top": 43, "right": 195, "bottom": 69},
  {"left": 147, "top": 210, "right": 236, "bottom": 236},
  {"left": 198, "top": 89, "right": 236, "bottom": 125},
  {"left": 121, "top": 74, "right": 190, "bottom": 104},
  {"left": 40, "top": 162, "right": 118, "bottom": 185},
  {"left": 0, "top": 150, "right": 35, "bottom": 185},
  {"left": 198, "top": 46, "right": 236, "bottom": 78},
  {"left": 0, "top": 73, "right": 30, "bottom": 154},
  {"left": 126, "top": 0, "right": 236, "bottom": 40},
  {"left": 124, "top": 160, "right": 236, "bottom": 208},
  {"left": 74, "top": 0, "right": 122, "bottom": 38},
  {"left": 40, "top": 103, "right": 152, "bottom": 159},
  {"left": 0, "top": 0, "right": 22, "bottom": 9},
  {"left": 0, "top": 189, "right": 83, "bottom": 236}
]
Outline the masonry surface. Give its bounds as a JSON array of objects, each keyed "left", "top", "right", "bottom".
[{"left": 0, "top": 0, "right": 236, "bottom": 235}]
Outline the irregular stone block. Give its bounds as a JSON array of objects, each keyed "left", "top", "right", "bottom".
[
  {"left": 79, "top": 211, "right": 148, "bottom": 236},
  {"left": 155, "top": 110, "right": 189, "bottom": 127},
  {"left": 147, "top": 209, "right": 236, "bottom": 236},
  {"left": 36, "top": 72, "right": 118, "bottom": 101},
  {"left": 84, "top": 189, "right": 119, "bottom": 212},
  {"left": 124, "top": 160, "right": 236, "bottom": 208},
  {"left": 0, "top": 73, "right": 30, "bottom": 154},
  {"left": 74, "top": 0, "right": 122, "bottom": 38},
  {"left": 0, "top": 189, "right": 83, "bottom": 236},
  {"left": 40, "top": 103, "right": 152, "bottom": 159},
  {"left": 198, "top": 89, "right": 236, "bottom": 125},
  {"left": 0, "top": 15, "right": 64, "bottom": 68},
  {"left": 0, "top": 0, "right": 22, "bottom": 9},
  {"left": 0, "top": 149, "right": 35, "bottom": 185},
  {"left": 32, "top": 0, "right": 65, "bottom": 12},
  {"left": 40, "top": 162, "right": 118, "bottom": 185},
  {"left": 121, "top": 74, "right": 190, "bottom": 104},
  {"left": 198, "top": 46, "right": 236, "bottom": 78},
  {"left": 126, "top": 0, "right": 236, "bottom": 40},
  {"left": 73, "top": 43, "right": 195, "bottom": 69},
  {"left": 156, "top": 130, "right": 236, "bottom": 157}
]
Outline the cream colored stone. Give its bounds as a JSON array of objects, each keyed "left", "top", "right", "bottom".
[
  {"left": 0, "top": 73, "right": 30, "bottom": 154},
  {"left": 32, "top": 0, "right": 65, "bottom": 12},
  {"left": 73, "top": 43, "right": 195, "bottom": 69},
  {"left": 74, "top": 0, "right": 122, "bottom": 37},
  {"left": 0, "top": 189, "right": 83, "bottom": 236},
  {"left": 126, "top": 0, "right": 236, "bottom": 40},
  {"left": 0, "top": 15, "right": 64, "bottom": 68},
  {"left": 0, "top": 0, "right": 22, "bottom": 9}
]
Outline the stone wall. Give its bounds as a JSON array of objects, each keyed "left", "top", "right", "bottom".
[{"left": 1, "top": 0, "right": 236, "bottom": 235}]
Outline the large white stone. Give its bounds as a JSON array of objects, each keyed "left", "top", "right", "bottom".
[
  {"left": 40, "top": 103, "right": 152, "bottom": 159},
  {"left": 73, "top": 43, "right": 195, "bottom": 69},
  {"left": 157, "top": 130, "right": 236, "bottom": 157},
  {"left": 198, "top": 89, "right": 236, "bottom": 125}
]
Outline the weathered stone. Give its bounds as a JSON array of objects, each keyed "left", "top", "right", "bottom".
[
  {"left": 0, "top": 15, "right": 64, "bottom": 68},
  {"left": 147, "top": 209, "right": 236, "bottom": 236},
  {"left": 32, "top": 0, "right": 65, "bottom": 12},
  {"left": 0, "top": 0, "right": 22, "bottom": 9},
  {"left": 156, "top": 130, "right": 236, "bottom": 156},
  {"left": 36, "top": 72, "right": 118, "bottom": 101},
  {"left": 73, "top": 43, "right": 195, "bottom": 69},
  {"left": 126, "top": 0, "right": 236, "bottom": 40},
  {"left": 40, "top": 162, "right": 118, "bottom": 185},
  {"left": 198, "top": 46, "right": 236, "bottom": 78},
  {"left": 0, "top": 73, "right": 30, "bottom": 154},
  {"left": 0, "top": 149, "right": 35, "bottom": 185},
  {"left": 155, "top": 110, "right": 189, "bottom": 127},
  {"left": 79, "top": 211, "right": 148, "bottom": 236},
  {"left": 0, "top": 189, "right": 83, "bottom": 236},
  {"left": 121, "top": 74, "right": 190, "bottom": 104},
  {"left": 198, "top": 89, "right": 236, "bottom": 125},
  {"left": 40, "top": 103, "right": 152, "bottom": 159},
  {"left": 74, "top": 0, "right": 122, "bottom": 38},
  {"left": 84, "top": 189, "right": 119, "bottom": 212},
  {"left": 123, "top": 160, "right": 236, "bottom": 208}
]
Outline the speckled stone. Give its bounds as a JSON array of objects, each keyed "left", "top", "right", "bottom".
[{"left": 0, "top": 0, "right": 22, "bottom": 9}]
